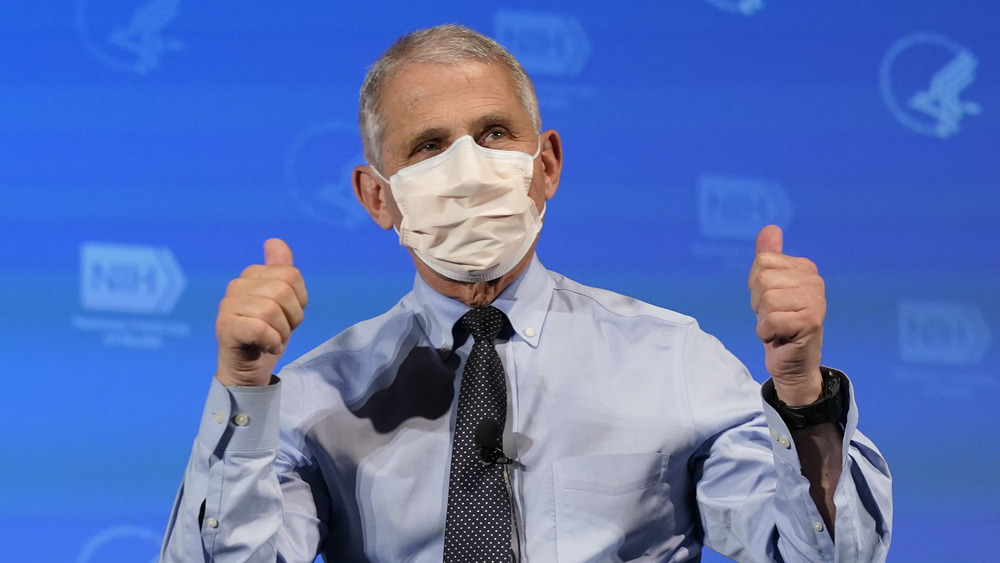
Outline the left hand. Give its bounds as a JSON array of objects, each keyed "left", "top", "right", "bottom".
[{"left": 749, "top": 225, "right": 826, "bottom": 405}]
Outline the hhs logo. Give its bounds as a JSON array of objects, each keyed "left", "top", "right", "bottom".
[
  {"left": 898, "top": 301, "right": 991, "bottom": 365},
  {"left": 880, "top": 33, "right": 982, "bottom": 138},
  {"left": 75, "top": 0, "right": 185, "bottom": 74},
  {"left": 698, "top": 175, "right": 792, "bottom": 240},
  {"left": 704, "top": 0, "right": 764, "bottom": 16},
  {"left": 77, "top": 525, "right": 160, "bottom": 563},
  {"left": 286, "top": 123, "right": 371, "bottom": 229},
  {"left": 80, "top": 243, "right": 186, "bottom": 315}
]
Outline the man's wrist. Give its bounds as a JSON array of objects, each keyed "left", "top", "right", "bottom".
[
  {"left": 763, "top": 367, "right": 845, "bottom": 430},
  {"left": 215, "top": 372, "right": 280, "bottom": 387}
]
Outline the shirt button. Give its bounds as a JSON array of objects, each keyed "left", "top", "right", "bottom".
[
  {"left": 213, "top": 412, "right": 224, "bottom": 424},
  {"left": 233, "top": 413, "right": 250, "bottom": 426},
  {"left": 524, "top": 328, "right": 536, "bottom": 338},
  {"left": 206, "top": 517, "right": 219, "bottom": 529},
  {"left": 813, "top": 522, "right": 824, "bottom": 532},
  {"left": 777, "top": 436, "right": 791, "bottom": 449},
  {"left": 769, "top": 428, "right": 779, "bottom": 440}
]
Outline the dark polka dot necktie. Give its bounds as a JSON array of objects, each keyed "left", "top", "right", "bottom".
[{"left": 443, "top": 306, "right": 513, "bottom": 562}]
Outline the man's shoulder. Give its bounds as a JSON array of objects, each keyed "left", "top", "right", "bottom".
[
  {"left": 546, "top": 269, "right": 697, "bottom": 329},
  {"left": 279, "top": 294, "right": 420, "bottom": 386}
]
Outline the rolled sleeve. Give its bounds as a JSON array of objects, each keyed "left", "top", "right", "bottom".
[{"left": 761, "top": 372, "right": 892, "bottom": 562}]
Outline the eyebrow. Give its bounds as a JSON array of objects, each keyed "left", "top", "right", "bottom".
[
  {"left": 404, "top": 127, "right": 450, "bottom": 152},
  {"left": 470, "top": 111, "right": 517, "bottom": 131},
  {"left": 404, "top": 111, "right": 522, "bottom": 148}
]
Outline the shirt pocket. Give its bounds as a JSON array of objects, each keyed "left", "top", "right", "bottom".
[{"left": 552, "top": 452, "right": 671, "bottom": 562}]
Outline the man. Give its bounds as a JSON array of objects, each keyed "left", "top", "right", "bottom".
[{"left": 160, "top": 24, "right": 891, "bottom": 562}]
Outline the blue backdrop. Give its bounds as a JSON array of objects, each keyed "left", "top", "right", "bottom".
[{"left": 2, "top": 1, "right": 997, "bottom": 561}]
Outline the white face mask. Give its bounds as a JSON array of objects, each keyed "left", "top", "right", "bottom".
[{"left": 371, "top": 135, "right": 544, "bottom": 283}]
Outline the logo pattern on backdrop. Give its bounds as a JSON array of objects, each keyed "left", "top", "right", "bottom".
[
  {"left": 286, "top": 123, "right": 371, "bottom": 229},
  {"left": 76, "top": 525, "right": 160, "bottom": 563},
  {"left": 75, "top": 0, "right": 185, "bottom": 74},
  {"left": 704, "top": 0, "right": 764, "bottom": 16},
  {"left": 880, "top": 32, "right": 982, "bottom": 138},
  {"left": 698, "top": 174, "right": 793, "bottom": 241},
  {"left": 898, "top": 300, "right": 992, "bottom": 366},
  {"left": 73, "top": 243, "right": 190, "bottom": 349},
  {"left": 494, "top": 12, "right": 591, "bottom": 78},
  {"left": 493, "top": 11, "right": 596, "bottom": 112}
]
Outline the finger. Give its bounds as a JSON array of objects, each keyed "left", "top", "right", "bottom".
[
  {"left": 756, "top": 310, "right": 823, "bottom": 346},
  {"left": 217, "top": 313, "right": 286, "bottom": 355},
  {"left": 752, "top": 252, "right": 818, "bottom": 274},
  {"left": 265, "top": 238, "right": 294, "bottom": 266},
  {"left": 755, "top": 224, "right": 783, "bottom": 256},
  {"left": 749, "top": 268, "right": 824, "bottom": 312},
  {"left": 227, "top": 277, "right": 305, "bottom": 330},
  {"left": 248, "top": 281, "right": 305, "bottom": 331},
  {"left": 755, "top": 287, "right": 813, "bottom": 318},
  {"left": 220, "top": 293, "right": 295, "bottom": 341},
  {"left": 239, "top": 264, "right": 309, "bottom": 309}
]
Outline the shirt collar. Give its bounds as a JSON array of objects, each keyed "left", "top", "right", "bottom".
[{"left": 410, "top": 255, "right": 554, "bottom": 355}]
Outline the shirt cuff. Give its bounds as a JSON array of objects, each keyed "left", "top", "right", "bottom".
[
  {"left": 760, "top": 368, "right": 859, "bottom": 471},
  {"left": 199, "top": 376, "right": 282, "bottom": 453}
]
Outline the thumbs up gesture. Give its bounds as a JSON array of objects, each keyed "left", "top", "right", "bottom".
[
  {"left": 215, "top": 239, "right": 308, "bottom": 387},
  {"left": 749, "top": 226, "right": 825, "bottom": 405}
]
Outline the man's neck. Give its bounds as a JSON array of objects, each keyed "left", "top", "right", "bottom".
[{"left": 410, "top": 246, "right": 537, "bottom": 308}]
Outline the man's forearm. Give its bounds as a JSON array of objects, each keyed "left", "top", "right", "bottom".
[{"left": 791, "top": 422, "right": 844, "bottom": 539}]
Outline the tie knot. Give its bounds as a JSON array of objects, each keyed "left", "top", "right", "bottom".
[{"left": 460, "top": 306, "right": 506, "bottom": 342}]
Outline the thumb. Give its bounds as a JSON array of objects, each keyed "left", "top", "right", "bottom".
[
  {"left": 264, "top": 238, "right": 294, "bottom": 266},
  {"left": 755, "top": 225, "right": 783, "bottom": 256}
]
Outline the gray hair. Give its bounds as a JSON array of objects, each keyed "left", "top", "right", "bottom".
[{"left": 358, "top": 24, "right": 541, "bottom": 169}]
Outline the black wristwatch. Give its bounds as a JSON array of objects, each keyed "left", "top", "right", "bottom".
[{"left": 762, "top": 367, "right": 846, "bottom": 429}]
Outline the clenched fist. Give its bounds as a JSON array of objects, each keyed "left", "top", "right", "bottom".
[
  {"left": 749, "top": 225, "right": 825, "bottom": 406},
  {"left": 215, "top": 239, "right": 308, "bottom": 387}
]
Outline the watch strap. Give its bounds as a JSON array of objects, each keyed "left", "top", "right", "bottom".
[{"left": 763, "top": 367, "right": 845, "bottom": 429}]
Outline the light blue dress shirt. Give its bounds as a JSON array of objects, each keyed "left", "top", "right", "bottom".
[{"left": 160, "top": 257, "right": 892, "bottom": 562}]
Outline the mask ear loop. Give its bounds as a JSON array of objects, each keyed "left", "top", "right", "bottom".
[
  {"left": 531, "top": 135, "right": 542, "bottom": 159},
  {"left": 368, "top": 163, "right": 390, "bottom": 186},
  {"left": 530, "top": 135, "right": 546, "bottom": 221}
]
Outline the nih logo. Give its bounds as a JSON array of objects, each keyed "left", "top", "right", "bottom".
[
  {"left": 494, "top": 11, "right": 590, "bottom": 77},
  {"left": 80, "top": 243, "right": 186, "bottom": 315},
  {"left": 697, "top": 174, "right": 793, "bottom": 240},
  {"left": 898, "top": 300, "right": 991, "bottom": 366}
]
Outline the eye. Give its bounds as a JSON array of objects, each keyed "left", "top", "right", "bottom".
[
  {"left": 479, "top": 127, "right": 509, "bottom": 146},
  {"left": 418, "top": 140, "right": 441, "bottom": 153},
  {"left": 408, "top": 139, "right": 443, "bottom": 159}
]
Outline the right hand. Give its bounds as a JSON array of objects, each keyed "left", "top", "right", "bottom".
[{"left": 215, "top": 238, "right": 308, "bottom": 387}]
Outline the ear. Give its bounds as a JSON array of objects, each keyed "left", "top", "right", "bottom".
[
  {"left": 352, "top": 165, "right": 395, "bottom": 230},
  {"left": 538, "top": 129, "right": 563, "bottom": 200}
]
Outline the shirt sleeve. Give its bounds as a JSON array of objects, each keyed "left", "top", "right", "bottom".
[
  {"left": 159, "top": 377, "right": 325, "bottom": 563},
  {"left": 759, "top": 373, "right": 893, "bottom": 562},
  {"left": 685, "top": 325, "right": 892, "bottom": 562}
]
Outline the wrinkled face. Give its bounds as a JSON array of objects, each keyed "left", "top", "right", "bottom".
[{"left": 372, "top": 60, "right": 553, "bottom": 227}]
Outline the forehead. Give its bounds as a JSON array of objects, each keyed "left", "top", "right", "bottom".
[{"left": 377, "top": 61, "right": 529, "bottom": 142}]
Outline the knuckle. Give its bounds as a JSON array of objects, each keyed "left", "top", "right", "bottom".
[
  {"left": 258, "top": 298, "right": 284, "bottom": 321},
  {"left": 754, "top": 269, "right": 770, "bottom": 288},
  {"left": 225, "top": 278, "right": 244, "bottom": 295},
  {"left": 269, "top": 264, "right": 300, "bottom": 283},
  {"left": 273, "top": 280, "right": 295, "bottom": 302}
]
